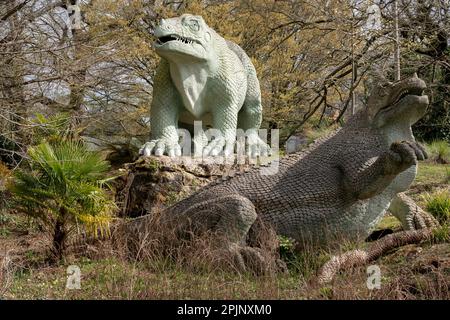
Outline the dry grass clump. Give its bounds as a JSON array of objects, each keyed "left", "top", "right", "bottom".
[
  {"left": 109, "top": 212, "right": 282, "bottom": 276},
  {"left": 0, "top": 251, "right": 14, "bottom": 298}
]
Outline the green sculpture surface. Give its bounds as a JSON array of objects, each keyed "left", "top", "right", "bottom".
[{"left": 140, "top": 14, "right": 269, "bottom": 157}]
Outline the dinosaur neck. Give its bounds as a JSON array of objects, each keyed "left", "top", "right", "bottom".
[
  {"left": 382, "top": 123, "right": 414, "bottom": 144},
  {"left": 168, "top": 56, "right": 218, "bottom": 116}
]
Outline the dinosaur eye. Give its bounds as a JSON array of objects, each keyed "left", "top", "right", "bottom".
[{"left": 189, "top": 20, "right": 200, "bottom": 32}]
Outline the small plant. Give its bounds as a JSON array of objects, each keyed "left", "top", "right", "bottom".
[
  {"left": 319, "top": 286, "right": 333, "bottom": 299},
  {"left": 423, "top": 189, "right": 450, "bottom": 224},
  {"left": 0, "top": 214, "right": 10, "bottom": 226},
  {"left": 9, "top": 140, "right": 117, "bottom": 261},
  {"left": 425, "top": 140, "right": 450, "bottom": 164},
  {"left": 278, "top": 235, "right": 296, "bottom": 261}
]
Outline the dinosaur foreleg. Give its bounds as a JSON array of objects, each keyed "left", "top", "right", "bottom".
[
  {"left": 344, "top": 141, "right": 425, "bottom": 200},
  {"left": 389, "top": 192, "right": 438, "bottom": 230},
  {"left": 140, "top": 60, "right": 183, "bottom": 157},
  {"left": 238, "top": 85, "right": 271, "bottom": 157},
  {"left": 238, "top": 105, "right": 271, "bottom": 158},
  {"left": 203, "top": 106, "right": 240, "bottom": 157}
]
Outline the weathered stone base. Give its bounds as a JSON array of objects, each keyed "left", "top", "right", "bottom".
[{"left": 116, "top": 156, "right": 252, "bottom": 218}]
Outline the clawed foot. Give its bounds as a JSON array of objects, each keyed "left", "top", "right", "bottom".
[
  {"left": 405, "top": 208, "right": 439, "bottom": 230},
  {"left": 227, "top": 244, "right": 272, "bottom": 275},
  {"left": 203, "top": 137, "right": 235, "bottom": 157},
  {"left": 387, "top": 140, "right": 427, "bottom": 174},
  {"left": 202, "top": 131, "right": 272, "bottom": 158},
  {"left": 390, "top": 193, "right": 439, "bottom": 231},
  {"left": 246, "top": 132, "right": 272, "bottom": 158},
  {"left": 403, "top": 141, "right": 428, "bottom": 161},
  {"left": 139, "top": 138, "right": 182, "bottom": 157}
]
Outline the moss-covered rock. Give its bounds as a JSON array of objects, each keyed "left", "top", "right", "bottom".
[{"left": 116, "top": 156, "right": 251, "bottom": 217}]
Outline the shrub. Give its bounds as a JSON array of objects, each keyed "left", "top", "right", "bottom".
[{"left": 9, "top": 140, "right": 117, "bottom": 261}]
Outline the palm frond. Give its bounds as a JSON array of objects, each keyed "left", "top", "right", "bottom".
[{"left": 9, "top": 139, "right": 116, "bottom": 240}]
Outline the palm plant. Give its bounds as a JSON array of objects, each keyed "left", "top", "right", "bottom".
[{"left": 9, "top": 140, "right": 116, "bottom": 260}]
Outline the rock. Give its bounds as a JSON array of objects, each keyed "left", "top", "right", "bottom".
[
  {"left": 285, "top": 135, "right": 307, "bottom": 154},
  {"left": 115, "top": 156, "right": 252, "bottom": 218}
]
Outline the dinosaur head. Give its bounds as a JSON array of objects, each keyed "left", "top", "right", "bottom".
[
  {"left": 367, "top": 73, "right": 429, "bottom": 128},
  {"left": 153, "top": 14, "right": 213, "bottom": 61}
]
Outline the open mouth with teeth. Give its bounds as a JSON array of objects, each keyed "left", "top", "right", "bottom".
[
  {"left": 379, "top": 86, "right": 426, "bottom": 113},
  {"left": 391, "top": 87, "right": 425, "bottom": 105},
  {"left": 156, "top": 35, "right": 198, "bottom": 46}
]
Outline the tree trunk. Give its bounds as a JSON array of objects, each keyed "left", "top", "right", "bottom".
[
  {"left": 52, "top": 209, "right": 68, "bottom": 261},
  {"left": 394, "top": 0, "right": 401, "bottom": 81}
]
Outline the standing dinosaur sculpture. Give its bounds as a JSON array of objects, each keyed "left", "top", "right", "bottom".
[
  {"left": 127, "top": 74, "right": 437, "bottom": 272},
  {"left": 139, "top": 14, "right": 269, "bottom": 157}
]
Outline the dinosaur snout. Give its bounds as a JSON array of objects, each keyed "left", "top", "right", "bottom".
[{"left": 155, "top": 18, "right": 177, "bottom": 37}]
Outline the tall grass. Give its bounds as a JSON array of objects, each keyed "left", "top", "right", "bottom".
[
  {"left": 424, "top": 189, "right": 450, "bottom": 224},
  {"left": 426, "top": 140, "right": 450, "bottom": 164},
  {"left": 0, "top": 252, "right": 13, "bottom": 298}
]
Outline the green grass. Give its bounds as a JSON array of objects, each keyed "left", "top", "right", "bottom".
[
  {"left": 431, "top": 224, "right": 450, "bottom": 243},
  {"left": 376, "top": 215, "right": 402, "bottom": 230},
  {"left": 424, "top": 189, "right": 450, "bottom": 224},
  {"left": 414, "top": 163, "right": 449, "bottom": 186},
  {"left": 5, "top": 257, "right": 307, "bottom": 299},
  {"left": 425, "top": 140, "right": 450, "bottom": 164}
]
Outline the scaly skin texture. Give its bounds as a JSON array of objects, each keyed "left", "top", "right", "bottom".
[
  {"left": 140, "top": 14, "right": 268, "bottom": 157},
  {"left": 130, "top": 74, "right": 437, "bottom": 272}
]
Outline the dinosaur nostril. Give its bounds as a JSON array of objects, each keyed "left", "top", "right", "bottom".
[{"left": 159, "top": 19, "right": 171, "bottom": 30}]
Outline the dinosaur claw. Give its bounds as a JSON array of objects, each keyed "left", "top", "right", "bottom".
[
  {"left": 389, "top": 141, "right": 417, "bottom": 169},
  {"left": 175, "top": 145, "right": 182, "bottom": 157},
  {"left": 139, "top": 141, "right": 156, "bottom": 157},
  {"left": 154, "top": 148, "right": 164, "bottom": 156},
  {"left": 140, "top": 139, "right": 182, "bottom": 157}
]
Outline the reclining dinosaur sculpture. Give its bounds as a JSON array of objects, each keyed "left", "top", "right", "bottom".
[{"left": 127, "top": 74, "right": 437, "bottom": 271}]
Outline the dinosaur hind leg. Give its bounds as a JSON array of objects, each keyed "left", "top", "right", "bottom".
[
  {"left": 389, "top": 192, "right": 438, "bottom": 230},
  {"left": 176, "top": 194, "right": 270, "bottom": 274}
]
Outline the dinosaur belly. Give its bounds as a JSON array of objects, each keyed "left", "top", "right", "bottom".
[
  {"left": 390, "top": 165, "right": 417, "bottom": 192},
  {"left": 342, "top": 164, "right": 417, "bottom": 235}
]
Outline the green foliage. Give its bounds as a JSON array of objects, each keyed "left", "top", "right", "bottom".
[
  {"left": 9, "top": 139, "right": 117, "bottom": 258},
  {"left": 424, "top": 189, "right": 450, "bottom": 224},
  {"left": 319, "top": 286, "right": 333, "bottom": 299},
  {"left": 279, "top": 241, "right": 330, "bottom": 278},
  {"left": 431, "top": 224, "right": 450, "bottom": 243},
  {"left": 304, "top": 125, "right": 339, "bottom": 144},
  {"left": 425, "top": 140, "right": 450, "bottom": 164},
  {"left": 278, "top": 235, "right": 296, "bottom": 261},
  {"left": 30, "top": 113, "right": 73, "bottom": 145},
  {"left": 145, "top": 158, "right": 160, "bottom": 174},
  {"left": 0, "top": 161, "right": 11, "bottom": 224}
]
